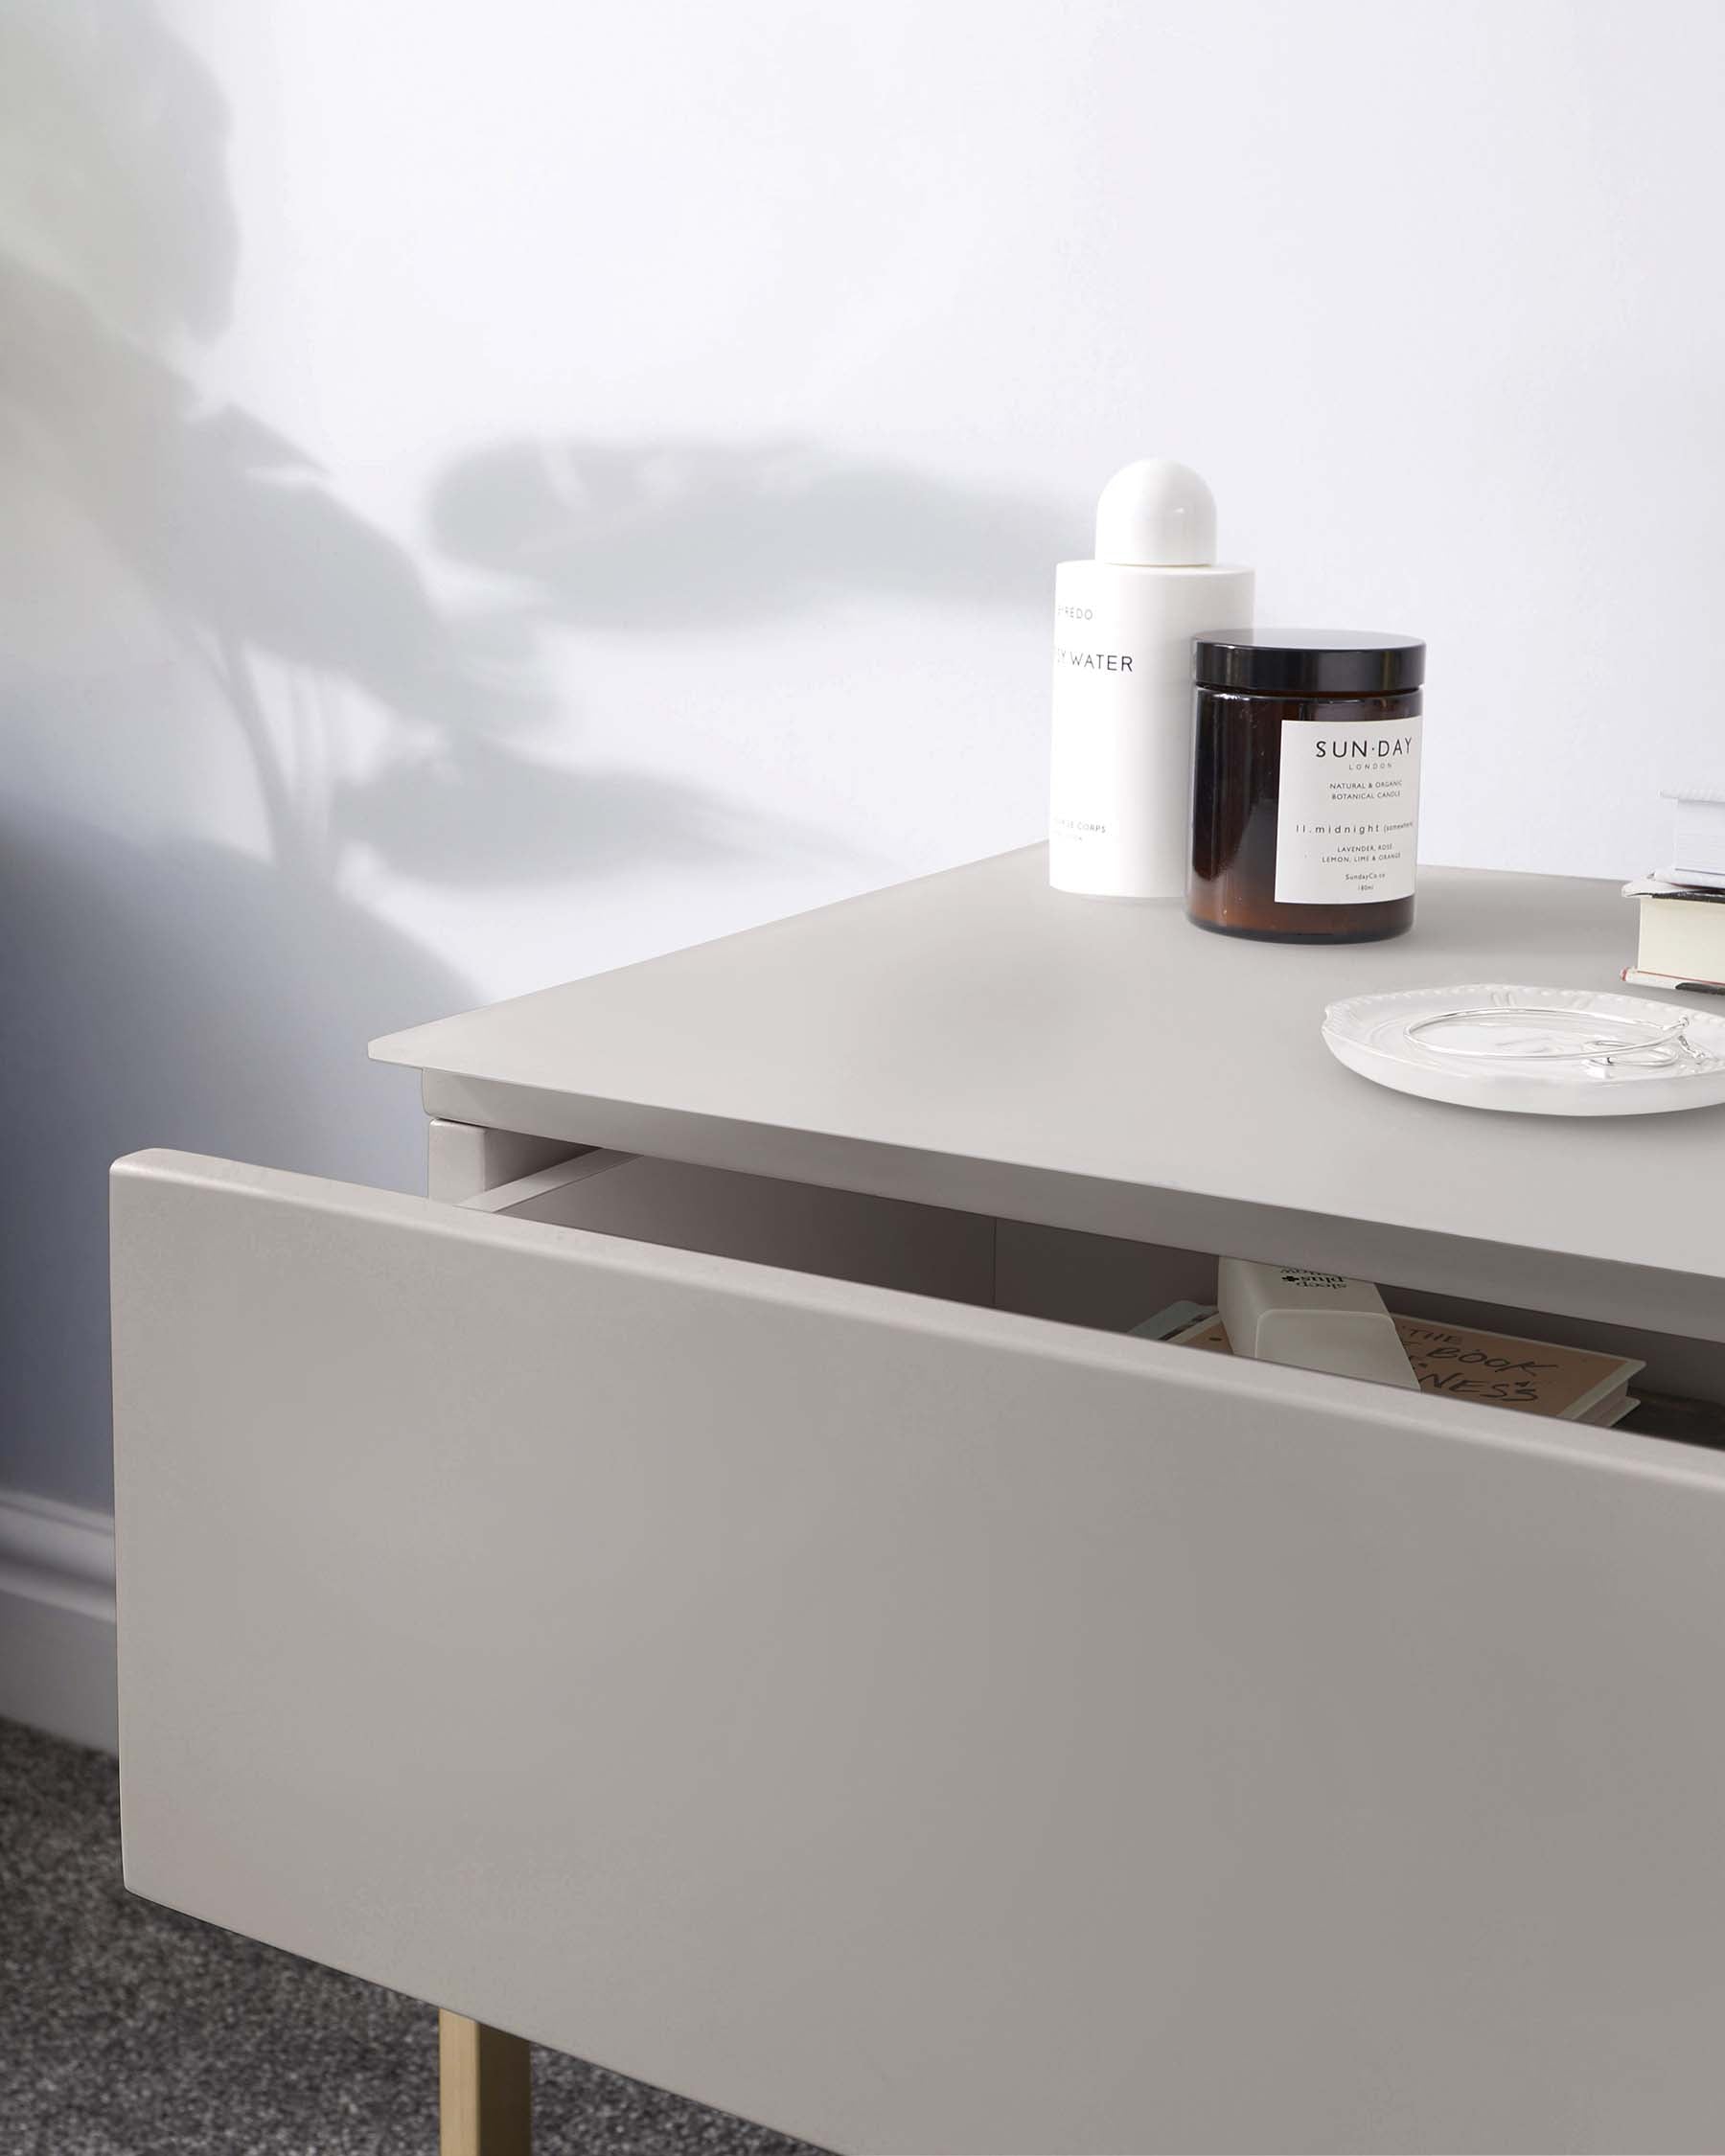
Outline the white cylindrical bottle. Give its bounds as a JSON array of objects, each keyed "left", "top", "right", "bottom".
[{"left": 1049, "top": 459, "right": 1254, "bottom": 898}]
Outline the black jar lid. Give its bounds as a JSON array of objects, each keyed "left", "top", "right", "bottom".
[{"left": 1193, "top": 628, "right": 1425, "bottom": 696}]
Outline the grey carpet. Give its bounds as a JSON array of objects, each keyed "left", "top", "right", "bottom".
[{"left": 0, "top": 1717, "right": 820, "bottom": 2155}]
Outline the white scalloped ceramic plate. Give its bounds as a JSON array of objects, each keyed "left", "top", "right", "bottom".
[{"left": 1322, "top": 983, "right": 1725, "bottom": 1115}]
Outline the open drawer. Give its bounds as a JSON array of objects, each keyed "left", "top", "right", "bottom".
[{"left": 111, "top": 1145, "right": 1725, "bottom": 2156}]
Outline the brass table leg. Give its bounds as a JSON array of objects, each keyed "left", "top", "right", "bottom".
[{"left": 440, "top": 2011, "right": 531, "bottom": 2155}]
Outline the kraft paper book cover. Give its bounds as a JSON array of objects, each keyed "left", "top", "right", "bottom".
[{"left": 1168, "top": 1311, "right": 1643, "bottom": 1423}]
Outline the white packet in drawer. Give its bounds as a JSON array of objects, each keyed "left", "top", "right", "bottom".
[{"left": 1216, "top": 1258, "right": 1418, "bottom": 1390}]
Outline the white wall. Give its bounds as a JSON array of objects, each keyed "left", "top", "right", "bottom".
[{"left": 4, "top": 0, "right": 1721, "bottom": 1510}]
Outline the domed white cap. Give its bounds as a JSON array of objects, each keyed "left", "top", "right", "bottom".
[{"left": 1093, "top": 457, "right": 1217, "bottom": 566}]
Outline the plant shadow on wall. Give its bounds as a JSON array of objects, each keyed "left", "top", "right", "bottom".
[
  {"left": 337, "top": 433, "right": 1063, "bottom": 872},
  {"left": 0, "top": 3, "right": 1066, "bottom": 1509},
  {"left": 427, "top": 436, "right": 1057, "bottom": 628},
  {"left": 0, "top": 1, "right": 772, "bottom": 1507}
]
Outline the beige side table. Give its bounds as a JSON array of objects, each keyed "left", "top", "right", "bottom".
[{"left": 111, "top": 851, "right": 1725, "bottom": 2154}]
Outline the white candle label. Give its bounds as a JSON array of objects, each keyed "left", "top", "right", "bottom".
[{"left": 1275, "top": 715, "right": 1422, "bottom": 905}]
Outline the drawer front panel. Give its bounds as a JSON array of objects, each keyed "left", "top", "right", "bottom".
[{"left": 111, "top": 1151, "right": 1725, "bottom": 2155}]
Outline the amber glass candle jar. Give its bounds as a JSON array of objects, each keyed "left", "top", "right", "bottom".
[{"left": 1187, "top": 629, "right": 1425, "bottom": 944}]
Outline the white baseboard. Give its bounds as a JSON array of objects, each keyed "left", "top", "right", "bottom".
[{"left": 0, "top": 1488, "right": 117, "bottom": 1754}]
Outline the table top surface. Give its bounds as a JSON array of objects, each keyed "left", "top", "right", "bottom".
[{"left": 373, "top": 848, "right": 1725, "bottom": 1299}]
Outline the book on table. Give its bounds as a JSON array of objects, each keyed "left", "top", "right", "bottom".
[{"left": 1622, "top": 874, "right": 1725, "bottom": 993}]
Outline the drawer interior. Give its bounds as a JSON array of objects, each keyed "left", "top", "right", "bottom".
[{"left": 475, "top": 1148, "right": 1725, "bottom": 1446}]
